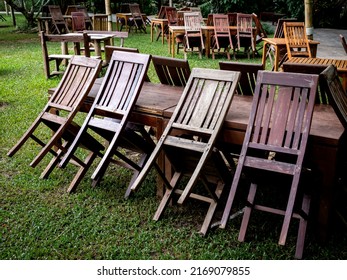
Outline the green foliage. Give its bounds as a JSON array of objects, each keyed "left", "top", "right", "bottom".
[{"left": 1, "top": 16, "right": 347, "bottom": 260}]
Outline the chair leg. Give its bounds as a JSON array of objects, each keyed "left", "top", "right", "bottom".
[
  {"left": 295, "top": 193, "right": 311, "bottom": 259},
  {"left": 238, "top": 182, "right": 257, "bottom": 241},
  {"left": 124, "top": 153, "right": 148, "bottom": 198}
]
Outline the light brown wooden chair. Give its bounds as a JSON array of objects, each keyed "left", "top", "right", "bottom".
[
  {"left": 235, "top": 13, "right": 256, "bottom": 59},
  {"left": 151, "top": 55, "right": 191, "bottom": 87},
  {"left": 7, "top": 56, "right": 103, "bottom": 178},
  {"left": 92, "top": 14, "right": 108, "bottom": 31},
  {"left": 130, "top": 68, "right": 240, "bottom": 235},
  {"left": 211, "top": 14, "right": 234, "bottom": 60},
  {"left": 283, "top": 22, "right": 312, "bottom": 59},
  {"left": 183, "top": 12, "right": 204, "bottom": 59},
  {"left": 220, "top": 70, "right": 319, "bottom": 259},
  {"left": 48, "top": 5, "right": 69, "bottom": 34},
  {"left": 59, "top": 51, "right": 154, "bottom": 197}
]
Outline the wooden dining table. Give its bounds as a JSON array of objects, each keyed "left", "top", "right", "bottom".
[{"left": 49, "top": 78, "right": 344, "bottom": 242}]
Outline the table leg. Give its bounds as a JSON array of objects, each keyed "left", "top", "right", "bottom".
[
  {"left": 274, "top": 45, "right": 280, "bottom": 71},
  {"left": 262, "top": 41, "right": 268, "bottom": 69},
  {"left": 151, "top": 22, "right": 154, "bottom": 42}
]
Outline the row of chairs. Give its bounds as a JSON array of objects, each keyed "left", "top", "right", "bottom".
[{"left": 7, "top": 47, "right": 346, "bottom": 258}]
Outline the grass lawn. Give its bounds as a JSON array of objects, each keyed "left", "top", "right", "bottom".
[{"left": 1, "top": 15, "right": 347, "bottom": 260}]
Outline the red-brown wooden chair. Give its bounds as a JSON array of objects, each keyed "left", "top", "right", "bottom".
[
  {"left": 59, "top": 51, "right": 154, "bottom": 197},
  {"left": 235, "top": 13, "right": 255, "bottom": 59},
  {"left": 48, "top": 5, "right": 69, "bottom": 34},
  {"left": 7, "top": 56, "right": 103, "bottom": 177},
  {"left": 220, "top": 70, "right": 319, "bottom": 259},
  {"left": 130, "top": 68, "right": 240, "bottom": 235}
]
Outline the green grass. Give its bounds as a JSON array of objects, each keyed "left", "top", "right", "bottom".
[{"left": 1, "top": 16, "right": 347, "bottom": 260}]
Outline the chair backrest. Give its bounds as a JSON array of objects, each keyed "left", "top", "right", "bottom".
[
  {"left": 92, "top": 51, "right": 151, "bottom": 122},
  {"left": 340, "top": 34, "right": 347, "bottom": 54},
  {"left": 165, "top": 7, "right": 178, "bottom": 26},
  {"left": 219, "top": 61, "right": 263, "bottom": 95},
  {"left": 282, "top": 63, "right": 329, "bottom": 104},
  {"left": 236, "top": 13, "right": 253, "bottom": 47},
  {"left": 158, "top": 6, "right": 169, "bottom": 19},
  {"left": 50, "top": 55, "right": 102, "bottom": 112},
  {"left": 76, "top": 6, "right": 93, "bottom": 29},
  {"left": 321, "top": 64, "right": 347, "bottom": 129},
  {"left": 248, "top": 70, "right": 318, "bottom": 154},
  {"left": 273, "top": 18, "right": 298, "bottom": 38},
  {"left": 71, "top": 12, "right": 86, "bottom": 32},
  {"left": 48, "top": 5, "right": 69, "bottom": 34},
  {"left": 92, "top": 14, "right": 108, "bottom": 31},
  {"left": 65, "top": 5, "right": 79, "bottom": 15},
  {"left": 283, "top": 22, "right": 312, "bottom": 59},
  {"left": 105, "top": 46, "right": 139, "bottom": 65},
  {"left": 184, "top": 12, "right": 202, "bottom": 32},
  {"left": 129, "top": 3, "right": 142, "bottom": 18},
  {"left": 152, "top": 55, "right": 191, "bottom": 86},
  {"left": 213, "top": 14, "right": 230, "bottom": 34}
]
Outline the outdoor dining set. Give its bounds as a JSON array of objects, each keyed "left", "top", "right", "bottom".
[{"left": 6, "top": 3, "right": 347, "bottom": 260}]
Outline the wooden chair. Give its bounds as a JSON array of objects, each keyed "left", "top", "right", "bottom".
[
  {"left": 282, "top": 63, "right": 329, "bottom": 104},
  {"left": 235, "top": 13, "right": 256, "bottom": 59},
  {"left": 340, "top": 34, "right": 347, "bottom": 54},
  {"left": 183, "top": 12, "right": 204, "bottom": 59},
  {"left": 154, "top": 6, "right": 169, "bottom": 41},
  {"left": 92, "top": 14, "right": 108, "bottom": 31},
  {"left": 211, "top": 14, "right": 234, "bottom": 60},
  {"left": 219, "top": 61, "right": 263, "bottom": 96},
  {"left": 283, "top": 22, "right": 312, "bottom": 59},
  {"left": 39, "top": 31, "right": 92, "bottom": 79},
  {"left": 7, "top": 56, "right": 103, "bottom": 178},
  {"left": 59, "top": 51, "right": 154, "bottom": 196},
  {"left": 252, "top": 13, "right": 267, "bottom": 56},
  {"left": 166, "top": 7, "right": 184, "bottom": 54},
  {"left": 128, "top": 3, "right": 147, "bottom": 33},
  {"left": 76, "top": 6, "right": 93, "bottom": 30},
  {"left": 266, "top": 18, "right": 297, "bottom": 69},
  {"left": 220, "top": 70, "right": 319, "bottom": 259},
  {"left": 130, "top": 68, "right": 240, "bottom": 235},
  {"left": 71, "top": 12, "right": 86, "bottom": 32},
  {"left": 48, "top": 5, "right": 69, "bottom": 34},
  {"left": 151, "top": 55, "right": 191, "bottom": 87}
]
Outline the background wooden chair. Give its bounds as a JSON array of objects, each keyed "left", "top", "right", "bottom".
[
  {"left": 130, "top": 68, "right": 240, "bottom": 235},
  {"left": 166, "top": 7, "right": 184, "bottom": 54},
  {"left": 266, "top": 18, "right": 298, "bottom": 69},
  {"left": 219, "top": 61, "right": 263, "bottom": 96},
  {"left": 151, "top": 55, "right": 191, "bottom": 86},
  {"left": 71, "top": 12, "right": 86, "bottom": 32},
  {"left": 76, "top": 6, "right": 93, "bottom": 30},
  {"left": 92, "top": 14, "right": 108, "bottom": 31},
  {"left": 128, "top": 3, "right": 147, "bottom": 33},
  {"left": 283, "top": 22, "right": 312, "bottom": 59},
  {"left": 252, "top": 13, "right": 267, "bottom": 56},
  {"left": 220, "top": 70, "right": 319, "bottom": 259},
  {"left": 235, "top": 13, "right": 256, "bottom": 59},
  {"left": 7, "top": 56, "right": 102, "bottom": 178},
  {"left": 183, "top": 12, "right": 204, "bottom": 59},
  {"left": 211, "top": 14, "right": 234, "bottom": 60},
  {"left": 282, "top": 63, "right": 329, "bottom": 104},
  {"left": 59, "top": 51, "right": 153, "bottom": 196},
  {"left": 48, "top": 5, "right": 69, "bottom": 34},
  {"left": 340, "top": 34, "right": 347, "bottom": 54}
]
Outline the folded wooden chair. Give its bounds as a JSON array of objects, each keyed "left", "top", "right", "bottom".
[
  {"left": 48, "top": 5, "right": 69, "bottom": 34},
  {"left": 151, "top": 55, "right": 191, "bottom": 87},
  {"left": 220, "top": 71, "right": 319, "bottom": 259},
  {"left": 128, "top": 3, "right": 147, "bottom": 33},
  {"left": 7, "top": 56, "right": 103, "bottom": 177},
  {"left": 131, "top": 68, "right": 240, "bottom": 235},
  {"left": 59, "top": 51, "right": 154, "bottom": 197}
]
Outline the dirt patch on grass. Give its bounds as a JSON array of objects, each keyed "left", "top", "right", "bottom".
[{"left": 0, "top": 101, "right": 9, "bottom": 111}]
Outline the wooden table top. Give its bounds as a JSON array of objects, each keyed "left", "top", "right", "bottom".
[
  {"left": 285, "top": 57, "right": 347, "bottom": 73},
  {"left": 263, "top": 37, "right": 320, "bottom": 46}
]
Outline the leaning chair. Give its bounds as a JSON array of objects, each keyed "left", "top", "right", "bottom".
[
  {"left": 7, "top": 56, "right": 103, "bottom": 177},
  {"left": 211, "top": 14, "right": 234, "bottom": 60},
  {"left": 151, "top": 55, "right": 191, "bottom": 87},
  {"left": 59, "top": 51, "right": 154, "bottom": 197},
  {"left": 220, "top": 70, "right": 319, "bottom": 259},
  {"left": 283, "top": 22, "right": 312, "bottom": 60},
  {"left": 131, "top": 68, "right": 241, "bottom": 235}
]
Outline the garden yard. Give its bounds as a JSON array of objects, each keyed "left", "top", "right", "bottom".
[{"left": 1, "top": 16, "right": 347, "bottom": 260}]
